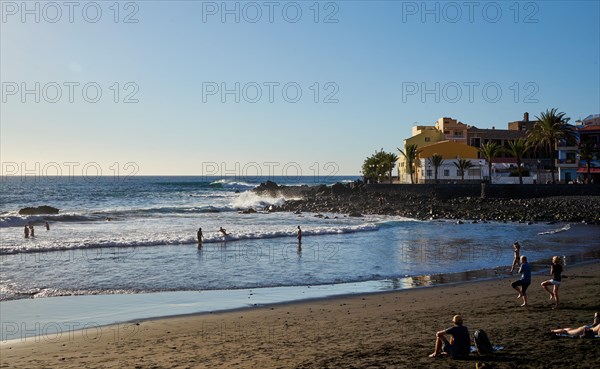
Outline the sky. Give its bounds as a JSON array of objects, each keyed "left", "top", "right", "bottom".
[{"left": 1, "top": 0, "right": 599, "bottom": 176}]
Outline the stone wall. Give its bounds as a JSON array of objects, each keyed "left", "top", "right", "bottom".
[{"left": 365, "top": 183, "right": 600, "bottom": 200}]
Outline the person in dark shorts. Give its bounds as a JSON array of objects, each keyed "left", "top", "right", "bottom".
[
  {"left": 429, "top": 315, "right": 470, "bottom": 359},
  {"left": 541, "top": 256, "right": 563, "bottom": 309},
  {"left": 511, "top": 255, "right": 531, "bottom": 307}
]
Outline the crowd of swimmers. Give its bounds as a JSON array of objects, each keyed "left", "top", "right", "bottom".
[
  {"left": 23, "top": 222, "right": 50, "bottom": 238},
  {"left": 429, "top": 240, "right": 592, "bottom": 360},
  {"left": 196, "top": 225, "right": 302, "bottom": 248}
]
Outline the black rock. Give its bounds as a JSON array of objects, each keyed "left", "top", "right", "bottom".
[{"left": 19, "top": 206, "right": 59, "bottom": 215}]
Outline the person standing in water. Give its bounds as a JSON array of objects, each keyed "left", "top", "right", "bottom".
[
  {"left": 541, "top": 256, "right": 563, "bottom": 309},
  {"left": 296, "top": 226, "right": 302, "bottom": 243},
  {"left": 29, "top": 225, "right": 35, "bottom": 238},
  {"left": 45, "top": 222, "right": 50, "bottom": 231},
  {"left": 197, "top": 227, "right": 204, "bottom": 246},
  {"left": 510, "top": 241, "right": 521, "bottom": 274},
  {"left": 24, "top": 225, "right": 29, "bottom": 238}
]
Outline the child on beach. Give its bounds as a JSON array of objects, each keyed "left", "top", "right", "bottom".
[
  {"left": 511, "top": 255, "right": 531, "bottom": 307},
  {"left": 541, "top": 256, "right": 563, "bottom": 309},
  {"left": 510, "top": 242, "right": 521, "bottom": 274},
  {"left": 429, "top": 315, "right": 470, "bottom": 359}
]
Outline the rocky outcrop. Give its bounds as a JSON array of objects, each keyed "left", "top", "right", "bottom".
[
  {"left": 253, "top": 182, "right": 600, "bottom": 224},
  {"left": 18, "top": 206, "right": 59, "bottom": 215}
]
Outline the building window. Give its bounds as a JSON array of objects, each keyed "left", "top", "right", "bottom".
[
  {"left": 468, "top": 168, "right": 480, "bottom": 177},
  {"left": 443, "top": 169, "right": 450, "bottom": 177},
  {"left": 426, "top": 169, "right": 432, "bottom": 177},
  {"left": 471, "top": 138, "right": 481, "bottom": 147},
  {"left": 456, "top": 170, "right": 461, "bottom": 176}
]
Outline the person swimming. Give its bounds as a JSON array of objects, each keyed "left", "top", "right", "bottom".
[{"left": 219, "top": 227, "right": 229, "bottom": 237}]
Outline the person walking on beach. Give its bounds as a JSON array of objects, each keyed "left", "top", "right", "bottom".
[
  {"left": 296, "top": 226, "right": 302, "bottom": 243},
  {"left": 429, "top": 315, "right": 470, "bottom": 359},
  {"left": 24, "top": 225, "right": 29, "bottom": 238},
  {"left": 45, "top": 222, "right": 50, "bottom": 231},
  {"left": 29, "top": 224, "right": 35, "bottom": 238},
  {"left": 541, "top": 256, "right": 563, "bottom": 309},
  {"left": 511, "top": 255, "right": 531, "bottom": 307},
  {"left": 197, "top": 227, "right": 204, "bottom": 246},
  {"left": 510, "top": 241, "right": 521, "bottom": 274}
]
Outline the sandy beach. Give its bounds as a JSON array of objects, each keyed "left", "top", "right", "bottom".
[{"left": 1, "top": 262, "right": 599, "bottom": 369}]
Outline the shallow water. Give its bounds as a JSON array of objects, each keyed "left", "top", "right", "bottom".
[{"left": 1, "top": 176, "right": 599, "bottom": 301}]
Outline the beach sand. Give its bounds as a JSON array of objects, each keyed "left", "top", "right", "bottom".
[{"left": 2, "top": 262, "right": 599, "bottom": 369}]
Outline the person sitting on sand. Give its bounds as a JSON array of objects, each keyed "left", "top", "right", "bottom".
[
  {"left": 219, "top": 227, "right": 229, "bottom": 237},
  {"left": 511, "top": 255, "right": 531, "bottom": 307},
  {"left": 541, "top": 256, "right": 563, "bottom": 309},
  {"left": 510, "top": 241, "right": 521, "bottom": 274},
  {"left": 551, "top": 313, "right": 600, "bottom": 337},
  {"left": 429, "top": 315, "right": 470, "bottom": 359}
]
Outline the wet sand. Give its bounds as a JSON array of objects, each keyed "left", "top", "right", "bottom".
[{"left": 1, "top": 262, "right": 599, "bottom": 368}]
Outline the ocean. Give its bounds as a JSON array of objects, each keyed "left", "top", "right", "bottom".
[{"left": 1, "top": 176, "right": 599, "bottom": 302}]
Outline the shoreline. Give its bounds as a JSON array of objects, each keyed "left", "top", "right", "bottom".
[{"left": 1, "top": 262, "right": 598, "bottom": 368}]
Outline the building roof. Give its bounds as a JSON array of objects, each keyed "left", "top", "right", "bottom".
[
  {"left": 579, "top": 125, "right": 600, "bottom": 132},
  {"left": 467, "top": 127, "right": 525, "bottom": 140}
]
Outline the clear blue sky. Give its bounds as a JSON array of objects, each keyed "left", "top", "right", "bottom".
[{"left": 1, "top": 1, "right": 599, "bottom": 176}]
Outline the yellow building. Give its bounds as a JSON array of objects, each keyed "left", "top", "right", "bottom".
[
  {"left": 419, "top": 140, "right": 478, "bottom": 160},
  {"left": 398, "top": 118, "right": 471, "bottom": 182}
]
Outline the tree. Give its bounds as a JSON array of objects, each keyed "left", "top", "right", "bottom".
[
  {"left": 384, "top": 152, "right": 399, "bottom": 184},
  {"left": 427, "top": 154, "right": 444, "bottom": 183},
  {"left": 505, "top": 139, "right": 530, "bottom": 184},
  {"left": 479, "top": 142, "right": 502, "bottom": 183},
  {"left": 527, "top": 108, "right": 577, "bottom": 183},
  {"left": 579, "top": 139, "right": 598, "bottom": 183},
  {"left": 454, "top": 158, "right": 474, "bottom": 181},
  {"left": 398, "top": 144, "right": 423, "bottom": 184},
  {"left": 361, "top": 149, "right": 397, "bottom": 183}
]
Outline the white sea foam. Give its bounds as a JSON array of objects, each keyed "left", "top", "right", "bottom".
[
  {"left": 538, "top": 223, "right": 571, "bottom": 235},
  {"left": 0, "top": 223, "right": 379, "bottom": 255},
  {"left": 230, "top": 191, "right": 298, "bottom": 209}
]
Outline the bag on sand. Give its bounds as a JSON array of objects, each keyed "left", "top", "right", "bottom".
[{"left": 474, "top": 329, "right": 493, "bottom": 355}]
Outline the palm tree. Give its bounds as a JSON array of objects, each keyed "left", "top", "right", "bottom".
[
  {"left": 384, "top": 152, "right": 399, "bottom": 184},
  {"left": 505, "top": 139, "right": 530, "bottom": 184},
  {"left": 527, "top": 108, "right": 577, "bottom": 183},
  {"left": 427, "top": 154, "right": 444, "bottom": 183},
  {"left": 454, "top": 158, "right": 474, "bottom": 181},
  {"left": 579, "top": 139, "right": 597, "bottom": 183},
  {"left": 479, "top": 142, "right": 502, "bottom": 183},
  {"left": 398, "top": 144, "right": 423, "bottom": 184}
]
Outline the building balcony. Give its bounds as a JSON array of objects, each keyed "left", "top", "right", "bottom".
[
  {"left": 557, "top": 159, "right": 578, "bottom": 167},
  {"left": 578, "top": 142, "right": 600, "bottom": 149},
  {"left": 444, "top": 135, "right": 466, "bottom": 141}
]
